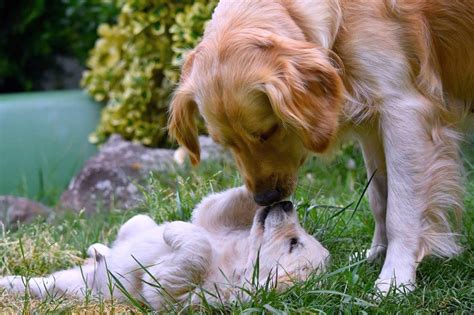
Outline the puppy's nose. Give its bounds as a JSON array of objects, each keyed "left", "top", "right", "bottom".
[
  {"left": 276, "top": 201, "right": 293, "bottom": 213},
  {"left": 254, "top": 189, "right": 282, "bottom": 206}
]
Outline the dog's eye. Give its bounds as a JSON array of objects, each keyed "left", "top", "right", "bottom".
[
  {"left": 258, "top": 124, "right": 279, "bottom": 142},
  {"left": 289, "top": 237, "right": 299, "bottom": 253}
]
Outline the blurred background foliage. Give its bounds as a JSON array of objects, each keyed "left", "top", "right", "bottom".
[
  {"left": 1, "top": 0, "right": 218, "bottom": 147},
  {"left": 82, "top": 0, "right": 218, "bottom": 147},
  {"left": 0, "top": 0, "right": 119, "bottom": 92}
]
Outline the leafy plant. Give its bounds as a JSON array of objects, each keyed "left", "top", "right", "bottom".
[{"left": 82, "top": 0, "right": 218, "bottom": 147}]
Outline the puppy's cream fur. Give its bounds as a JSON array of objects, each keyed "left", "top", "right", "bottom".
[
  {"left": 0, "top": 187, "right": 329, "bottom": 310},
  {"left": 168, "top": 0, "right": 473, "bottom": 293}
]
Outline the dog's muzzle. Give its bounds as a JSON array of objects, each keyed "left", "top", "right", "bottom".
[{"left": 254, "top": 189, "right": 283, "bottom": 206}]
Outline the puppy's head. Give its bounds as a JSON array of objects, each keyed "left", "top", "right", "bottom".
[
  {"left": 248, "top": 201, "right": 330, "bottom": 286},
  {"left": 169, "top": 29, "right": 343, "bottom": 205}
]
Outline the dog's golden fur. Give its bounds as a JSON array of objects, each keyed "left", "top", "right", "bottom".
[{"left": 168, "top": 0, "right": 473, "bottom": 293}]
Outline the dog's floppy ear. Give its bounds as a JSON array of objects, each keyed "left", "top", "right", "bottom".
[
  {"left": 168, "top": 51, "right": 200, "bottom": 165},
  {"left": 263, "top": 37, "right": 344, "bottom": 153}
]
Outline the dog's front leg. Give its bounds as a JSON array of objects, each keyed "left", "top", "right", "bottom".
[
  {"left": 376, "top": 93, "right": 463, "bottom": 295},
  {"left": 377, "top": 95, "right": 432, "bottom": 294},
  {"left": 358, "top": 129, "right": 388, "bottom": 262}
]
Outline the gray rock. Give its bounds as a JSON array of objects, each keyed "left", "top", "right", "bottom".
[
  {"left": 198, "top": 135, "right": 231, "bottom": 161},
  {"left": 59, "top": 134, "right": 176, "bottom": 213},
  {"left": 59, "top": 134, "right": 229, "bottom": 213},
  {"left": 0, "top": 196, "right": 51, "bottom": 230}
]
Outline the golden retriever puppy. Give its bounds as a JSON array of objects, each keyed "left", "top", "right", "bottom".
[
  {"left": 0, "top": 187, "right": 329, "bottom": 310},
  {"left": 168, "top": 0, "right": 473, "bottom": 294}
]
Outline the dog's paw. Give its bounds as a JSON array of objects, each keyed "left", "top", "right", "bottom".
[
  {"left": 0, "top": 276, "right": 27, "bottom": 293},
  {"left": 163, "top": 221, "right": 198, "bottom": 249},
  {"left": 117, "top": 214, "right": 157, "bottom": 241},
  {"left": 173, "top": 147, "right": 188, "bottom": 165},
  {"left": 0, "top": 276, "right": 13, "bottom": 290},
  {"left": 87, "top": 243, "right": 111, "bottom": 261},
  {"left": 374, "top": 277, "right": 415, "bottom": 297}
]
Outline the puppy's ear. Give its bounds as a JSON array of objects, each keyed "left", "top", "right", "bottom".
[
  {"left": 264, "top": 38, "right": 344, "bottom": 153},
  {"left": 168, "top": 51, "right": 200, "bottom": 165}
]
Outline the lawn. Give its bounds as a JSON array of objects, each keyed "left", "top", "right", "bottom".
[{"left": 0, "top": 143, "right": 473, "bottom": 313}]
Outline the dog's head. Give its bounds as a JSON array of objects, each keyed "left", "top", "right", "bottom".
[
  {"left": 247, "top": 201, "right": 329, "bottom": 286},
  {"left": 169, "top": 16, "right": 344, "bottom": 205}
]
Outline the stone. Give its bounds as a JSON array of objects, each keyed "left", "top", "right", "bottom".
[
  {"left": 0, "top": 196, "right": 51, "bottom": 230},
  {"left": 58, "top": 134, "right": 176, "bottom": 213},
  {"left": 59, "top": 134, "right": 229, "bottom": 213}
]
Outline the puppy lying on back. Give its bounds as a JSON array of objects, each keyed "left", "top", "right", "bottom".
[{"left": 0, "top": 187, "right": 329, "bottom": 310}]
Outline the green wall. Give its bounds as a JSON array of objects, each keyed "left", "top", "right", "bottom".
[{"left": 0, "top": 90, "right": 101, "bottom": 202}]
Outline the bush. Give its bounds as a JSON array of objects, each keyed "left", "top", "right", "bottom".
[
  {"left": 0, "top": 0, "right": 119, "bottom": 92},
  {"left": 82, "top": 0, "right": 218, "bottom": 147}
]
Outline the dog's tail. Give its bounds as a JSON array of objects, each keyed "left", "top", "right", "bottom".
[{"left": 0, "top": 264, "right": 97, "bottom": 299}]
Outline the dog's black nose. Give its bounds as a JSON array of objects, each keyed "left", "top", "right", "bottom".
[{"left": 254, "top": 189, "right": 282, "bottom": 206}]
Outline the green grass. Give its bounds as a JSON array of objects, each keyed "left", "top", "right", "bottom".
[{"left": 1, "top": 144, "right": 473, "bottom": 313}]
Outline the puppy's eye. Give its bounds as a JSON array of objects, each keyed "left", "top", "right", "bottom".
[
  {"left": 289, "top": 237, "right": 299, "bottom": 253},
  {"left": 258, "top": 124, "right": 279, "bottom": 142}
]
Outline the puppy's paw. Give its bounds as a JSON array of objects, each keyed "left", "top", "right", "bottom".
[
  {"left": 117, "top": 214, "right": 157, "bottom": 241},
  {"left": 173, "top": 147, "right": 188, "bottom": 165},
  {"left": 0, "top": 276, "right": 13, "bottom": 290},
  {"left": 163, "top": 221, "right": 198, "bottom": 249},
  {"left": 0, "top": 276, "right": 27, "bottom": 294},
  {"left": 87, "top": 243, "right": 111, "bottom": 261}
]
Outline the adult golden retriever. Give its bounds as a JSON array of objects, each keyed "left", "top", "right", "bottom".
[
  {"left": 0, "top": 187, "right": 329, "bottom": 310},
  {"left": 168, "top": 0, "right": 473, "bottom": 294}
]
